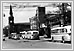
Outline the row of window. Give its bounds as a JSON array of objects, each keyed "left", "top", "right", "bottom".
[{"left": 51, "top": 28, "right": 67, "bottom": 33}]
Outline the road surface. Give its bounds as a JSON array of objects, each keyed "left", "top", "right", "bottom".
[{"left": 2, "top": 38, "right": 72, "bottom": 49}]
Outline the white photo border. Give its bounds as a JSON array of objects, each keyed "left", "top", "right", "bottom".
[{"left": 1, "top": 1, "right": 73, "bottom": 50}]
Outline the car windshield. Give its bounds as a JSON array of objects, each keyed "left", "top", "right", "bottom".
[
  {"left": 27, "top": 32, "right": 31, "bottom": 34},
  {"left": 33, "top": 32, "right": 38, "bottom": 34},
  {"left": 51, "top": 28, "right": 67, "bottom": 34}
]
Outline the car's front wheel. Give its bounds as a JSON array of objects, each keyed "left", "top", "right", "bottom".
[
  {"left": 62, "top": 36, "right": 65, "bottom": 43},
  {"left": 52, "top": 37, "right": 54, "bottom": 42}
]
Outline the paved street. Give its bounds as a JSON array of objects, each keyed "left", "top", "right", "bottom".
[{"left": 2, "top": 38, "right": 72, "bottom": 49}]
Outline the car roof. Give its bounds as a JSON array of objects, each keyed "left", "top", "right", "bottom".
[
  {"left": 51, "top": 25, "right": 71, "bottom": 30},
  {"left": 27, "top": 31, "right": 39, "bottom": 32},
  {"left": 51, "top": 27, "right": 65, "bottom": 30}
]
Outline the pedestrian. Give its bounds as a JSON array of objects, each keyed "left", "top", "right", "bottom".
[{"left": 45, "top": 24, "right": 51, "bottom": 38}]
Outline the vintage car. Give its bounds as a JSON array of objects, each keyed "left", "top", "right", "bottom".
[
  {"left": 24, "top": 30, "right": 39, "bottom": 40},
  {"left": 51, "top": 25, "right": 71, "bottom": 43}
]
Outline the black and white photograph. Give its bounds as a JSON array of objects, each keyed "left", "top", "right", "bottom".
[{"left": 1, "top": 1, "right": 73, "bottom": 50}]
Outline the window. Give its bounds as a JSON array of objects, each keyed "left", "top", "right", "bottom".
[
  {"left": 51, "top": 29, "right": 58, "bottom": 33},
  {"left": 33, "top": 32, "right": 38, "bottom": 34},
  {"left": 70, "top": 29, "right": 71, "bottom": 31},
  {"left": 51, "top": 28, "right": 67, "bottom": 34},
  {"left": 27, "top": 32, "right": 31, "bottom": 34}
]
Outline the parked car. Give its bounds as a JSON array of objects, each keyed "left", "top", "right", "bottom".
[
  {"left": 20, "top": 31, "right": 27, "bottom": 39},
  {"left": 51, "top": 25, "right": 71, "bottom": 43},
  {"left": 25, "top": 30, "right": 39, "bottom": 40},
  {"left": 8, "top": 33, "right": 20, "bottom": 40},
  {"left": 3, "top": 34, "right": 6, "bottom": 41}
]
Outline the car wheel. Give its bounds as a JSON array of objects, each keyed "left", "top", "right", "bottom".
[
  {"left": 62, "top": 36, "right": 65, "bottom": 43},
  {"left": 3, "top": 39, "right": 5, "bottom": 41},
  {"left": 52, "top": 37, "right": 54, "bottom": 42},
  {"left": 8, "top": 37, "right": 11, "bottom": 39}
]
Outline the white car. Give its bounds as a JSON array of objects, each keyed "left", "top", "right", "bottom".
[
  {"left": 25, "top": 30, "right": 39, "bottom": 40},
  {"left": 51, "top": 25, "right": 71, "bottom": 42},
  {"left": 63, "top": 34, "right": 71, "bottom": 41},
  {"left": 20, "top": 31, "right": 27, "bottom": 39},
  {"left": 10, "top": 33, "right": 20, "bottom": 40}
]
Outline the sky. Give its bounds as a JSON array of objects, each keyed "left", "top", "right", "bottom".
[{"left": 3, "top": 2, "right": 71, "bottom": 28}]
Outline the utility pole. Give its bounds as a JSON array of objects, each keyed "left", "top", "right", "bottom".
[{"left": 60, "top": 3, "right": 67, "bottom": 26}]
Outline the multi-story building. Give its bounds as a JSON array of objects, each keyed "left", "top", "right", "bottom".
[{"left": 29, "top": 16, "right": 39, "bottom": 30}]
